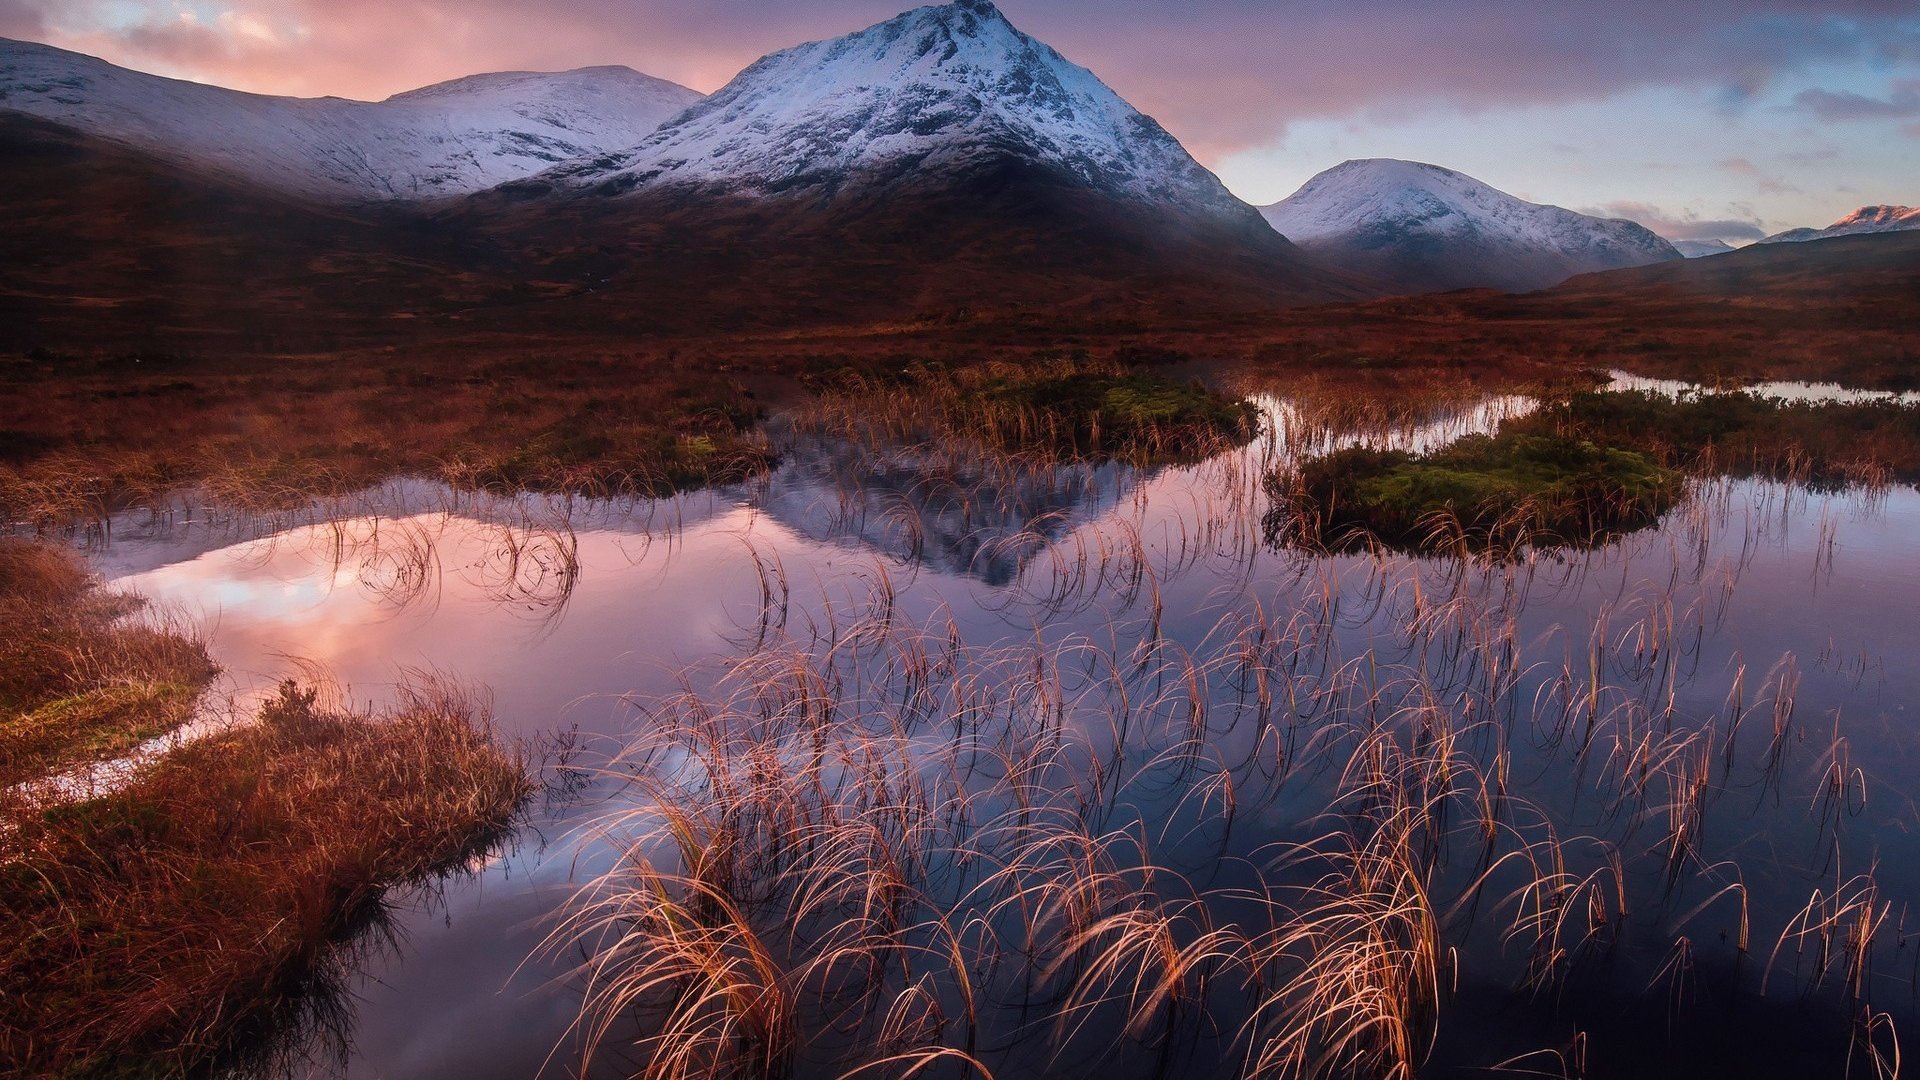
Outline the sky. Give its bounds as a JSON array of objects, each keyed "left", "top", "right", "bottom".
[{"left": 3, "top": 0, "right": 1917, "bottom": 241}]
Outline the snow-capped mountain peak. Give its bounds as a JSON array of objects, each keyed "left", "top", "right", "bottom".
[
  {"left": 1258, "top": 158, "right": 1680, "bottom": 293},
  {"left": 1761, "top": 205, "right": 1920, "bottom": 244},
  {"left": 0, "top": 37, "right": 703, "bottom": 201},
  {"left": 521, "top": 0, "right": 1250, "bottom": 218},
  {"left": 1834, "top": 205, "right": 1920, "bottom": 230},
  {"left": 1262, "top": 159, "right": 1671, "bottom": 253}
]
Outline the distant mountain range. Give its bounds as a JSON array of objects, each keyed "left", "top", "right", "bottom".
[
  {"left": 1259, "top": 159, "right": 1681, "bottom": 293},
  {"left": 0, "top": 38, "right": 701, "bottom": 202},
  {"left": 460, "top": 0, "right": 1355, "bottom": 325},
  {"left": 1761, "top": 205, "right": 1920, "bottom": 245},
  {"left": 0, "top": 3, "right": 1911, "bottom": 349}
]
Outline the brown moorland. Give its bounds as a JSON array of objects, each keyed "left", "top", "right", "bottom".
[
  {"left": 2, "top": 109, "right": 1917, "bottom": 523},
  {"left": 0, "top": 539, "right": 535, "bottom": 1078}
]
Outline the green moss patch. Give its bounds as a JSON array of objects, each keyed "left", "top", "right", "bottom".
[
  {"left": 1509, "top": 389, "right": 1920, "bottom": 489},
  {"left": 1269, "top": 431, "right": 1686, "bottom": 555}
]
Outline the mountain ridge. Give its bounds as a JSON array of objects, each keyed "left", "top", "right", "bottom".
[
  {"left": 500, "top": 0, "right": 1255, "bottom": 224},
  {"left": 506, "top": 1, "right": 1259, "bottom": 220},
  {"left": 457, "top": 0, "right": 1365, "bottom": 324},
  {"left": 1260, "top": 158, "right": 1681, "bottom": 293},
  {"left": 1761, "top": 205, "right": 1920, "bottom": 245},
  {"left": 0, "top": 37, "right": 703, "bottom": 202}
]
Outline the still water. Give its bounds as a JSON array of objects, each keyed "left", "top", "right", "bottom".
[{"left": 96, "top": 390, "right": 1920, "bottom": 1079}]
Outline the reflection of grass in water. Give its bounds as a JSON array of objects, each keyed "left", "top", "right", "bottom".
[
  {"left": 552, "top": 496, "right": 1901, "bottom": 1080},
  {"left": 1268, "top": 431, "right": 1685, "bottom": 555},
  {"left": 0, "top": 539, "right": 534, "bottom": 1077},
  {"left": 16, "top": 377, "right": 1915, "bottom": 1077}
]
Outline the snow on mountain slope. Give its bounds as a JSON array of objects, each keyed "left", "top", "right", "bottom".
[
  {"left": 1759, "top": 205, "right": 1920, "bottom": 244},
  {"left": 522, "top": 0, "right": 1251, "bottom": 220},
  {"left": 1673, "top": 239, "right": 1737, "bottom": 258},
  {"left": 0, "top": 37, "right": 702, "bottom": 201},
  {"left": 1260, "top": 159, "right": 1681, "bottom": 293}
]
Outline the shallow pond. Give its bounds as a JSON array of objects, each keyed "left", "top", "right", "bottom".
[{"left": 94, "top": 387, "right": 1920, "bottom": 1080}]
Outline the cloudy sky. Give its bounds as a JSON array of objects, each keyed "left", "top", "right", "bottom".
[{"left": 4, "top": 0, "right": 1917, "bottom": 241}]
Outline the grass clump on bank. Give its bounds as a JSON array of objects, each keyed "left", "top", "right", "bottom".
[
  {"left": 1509, "top": 389, "right": 1920, "bottom": 489},
  {"left": 799, "top": 355, "right": 1259, "bottom": 464},
  {"left": 0, "top": 539, "right": 534, "bottom": 1076},
  {"left": 0, "top": 538, "right": 216, "bottom": 788},
  {"left": 964, "top": 369, "right": 1258, "bottom": 459},
  {"left": 1268, "top": 431, "right": 1686, "bottom": 555},
  {"left": 1, "top": 680, "right": 533, "bottom": 1078}
]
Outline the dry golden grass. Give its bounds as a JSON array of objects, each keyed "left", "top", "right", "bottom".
[
  {"left": 0, "top": 537, "right": 216, "bottom": 788},
  {"left": 0, "top": 348, "right": 775, "bottom": 526},
  {"left": 0, "top": 539, "right": 533, "bottom": 1076},
  {"left": 538, "top": 467, "right": 1916, "bottom": 1080},
  {"left": 0, "top": 679, "right": 533, "bottom": 1078},
  {"left": 792, "top": 354, "right": 1259, "bottom": 466}
]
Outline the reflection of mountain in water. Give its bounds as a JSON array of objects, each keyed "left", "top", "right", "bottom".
[
  {"left": 87, "top": 477, "right": 741, "bottom": 579},
  {"left": 757, "top": 434, "right": 1150, "bottom": 585}
]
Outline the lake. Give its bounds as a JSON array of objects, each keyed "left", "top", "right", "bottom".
[{"left": 95, "top": 384, "right": 1920, "bottom": 1080}]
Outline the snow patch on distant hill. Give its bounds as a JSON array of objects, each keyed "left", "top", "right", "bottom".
[
  {"left": 1258, "top": 159, "right": 1680, "bottom": 292},
  {"left": 0, "top": 37, "right": 702, "bottom": 201},
  {"left": 1760, "top": 205, "right": 1920, "bottom": 244},
  {"left": 1262, "top": 159, "right": 1677, "bottom": 263}
]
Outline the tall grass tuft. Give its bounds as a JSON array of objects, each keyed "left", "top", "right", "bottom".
[{"left": 0, "top": 679, "right": 534, "bottom": 1077}]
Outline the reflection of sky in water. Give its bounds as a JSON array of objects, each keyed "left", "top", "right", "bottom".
[
  {"left": 119, "top": 506, "right": 824, "bottom": 730},
  {"left": 1608, "top": 369, "right": 1920, "bottom": 405},
  {"left": 90, "top": 388, "right": 1920, "bottom": 1080}
]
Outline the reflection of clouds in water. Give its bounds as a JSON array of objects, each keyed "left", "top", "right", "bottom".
[
  {"left": 76, "top": 394, "right": 1920, "bottom": 1080},
  {"left": 1254, "top": 392, "right": 1539, "bottom": 462},
  {"left": 89, "top": 477, "right": 741, "bottom": 579},
  {"left": 1607, "top": 369, "right": 1920, "bottom": 406},
  {"left": 101, "top": 399, "right": 1557, "bottom": 733},
  {"left": 108, "top": 505, "right": 794, "bottom": 737},
  {"left": 194, "top": 568, "right": 356, "bottom": 617}
]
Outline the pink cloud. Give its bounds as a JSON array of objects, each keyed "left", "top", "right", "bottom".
[
  {"left": 12, "top": 0, "right": 1920, "bottom": 160},
  {"left": 0, "top": 0, "right": 44, "bottom": 38},
  {"left": 1584, "top": 199, "right": 1769, "bottom": 241}
]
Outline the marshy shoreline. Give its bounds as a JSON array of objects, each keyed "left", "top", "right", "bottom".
[
  {"left": 0, "top": 539, "right": 534, "bottom": 1078},
  {"left": 7, "top": 337, "right": 1920, "bottom": 1080}
]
